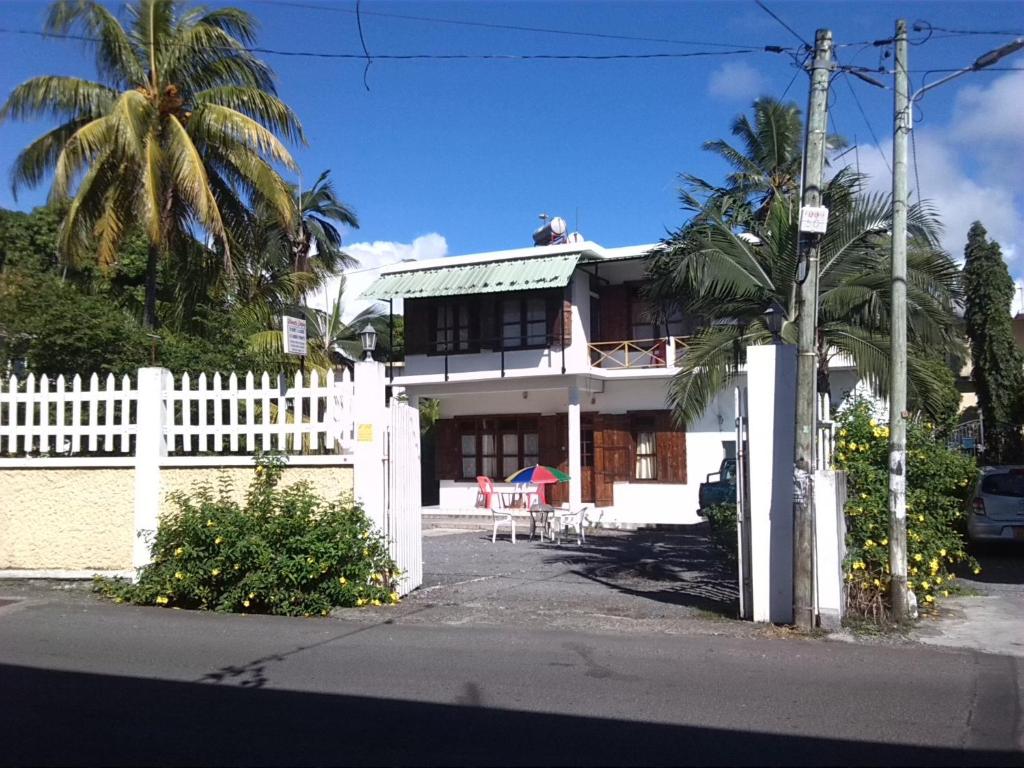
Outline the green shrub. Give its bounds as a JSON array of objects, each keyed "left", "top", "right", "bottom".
[
  {"left": 96, "top": 455, "right": 399, "bottom": 616},
  {"left": 704, "top": 503, "right": 738, "bottom": 560},
  {"left": 835, "top": 399, "right": 979, "bottom": 620}
]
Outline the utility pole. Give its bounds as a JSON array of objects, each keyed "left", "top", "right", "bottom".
[
  {"left": 793, "top": 28, "right": 833, "bottom": 631},
  {"left": 889, "top": 20, "right": 910, "bottom": 621}
]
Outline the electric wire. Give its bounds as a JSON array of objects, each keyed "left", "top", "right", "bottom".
[
  {"left": 248, "top": 0, "right": 779, "bottom": 50},
  {"left": 841, "top": 71, "right": 892, "bottom": 174},
  {"left": 755, "top": 0, "right": 810, "bottom": 49},
  {"left": 0, "top": 27, "right": 770, "bottom": 61}
]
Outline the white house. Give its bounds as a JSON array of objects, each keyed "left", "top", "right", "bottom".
[{"left": 362, "top": 235, "right": 860, "bottom": 527}]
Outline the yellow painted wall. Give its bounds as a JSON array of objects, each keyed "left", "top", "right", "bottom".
[
  {"left": 159, "top": 465, "right": 355, "bottom": 519},
  {"left": 0, "top": 468, "right": 134, "bottom": 570}
]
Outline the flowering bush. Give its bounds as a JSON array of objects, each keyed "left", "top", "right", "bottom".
[
  {"left": 96, "top": 454, "right": 400, "bottom": 616},
  {"left": 835, "top": 399, "right": 979, "bottom": 620}
]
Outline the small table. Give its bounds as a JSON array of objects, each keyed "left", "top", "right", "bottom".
[{"left": 528, "top": 504, "right": 555, "bottom": 541}]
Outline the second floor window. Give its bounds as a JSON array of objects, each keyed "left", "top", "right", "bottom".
[
  {"left": 501, "top": 296, "right": 550, "bottom": 349},
  {"left": 432, "top": 301, "right": 474, "bottom": 354}
]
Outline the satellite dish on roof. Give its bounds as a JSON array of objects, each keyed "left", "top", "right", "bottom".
[{"left": 532, "top": 216, "right": 568, "bottom": 245}]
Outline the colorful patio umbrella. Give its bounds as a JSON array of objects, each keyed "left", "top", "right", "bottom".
[{"left": 505, "top": 464, "right": 569, "bottom": 505}]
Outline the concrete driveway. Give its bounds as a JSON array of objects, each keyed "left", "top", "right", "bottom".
[{"left": 335, "top": 523, "right": 752, "bottom": 638}]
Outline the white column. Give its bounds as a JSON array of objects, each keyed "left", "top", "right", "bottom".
[
  {"left": 746, "top": 345, "right": 797, "bottom": 624},
  {"left": 353, "top": 360, "right": 388, "bottom": 531},
  {"left": 568, "top": 384, "right": 582, "bottom": 510},
  {"left": 814, "top": 469, "right": 844, "bottom": 630},
  {"left": 133, "top": 367, "right": 169, "bottom": 572}
]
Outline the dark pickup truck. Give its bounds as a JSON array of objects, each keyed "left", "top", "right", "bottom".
[{"left": 697, "top": 458, "right": 737, "bottom": 514}]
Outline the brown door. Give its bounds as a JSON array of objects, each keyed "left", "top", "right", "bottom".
[{"left": 593, "top": 414, "right": 633, "bottom": 507}]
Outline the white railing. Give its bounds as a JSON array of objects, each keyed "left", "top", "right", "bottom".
[{"left": 0, "top": 368, "right": 354, "bottom": 457}]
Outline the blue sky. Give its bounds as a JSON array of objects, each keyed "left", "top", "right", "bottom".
[{"left": 1, "top": 0, "right": 1023, "bottom": 316}]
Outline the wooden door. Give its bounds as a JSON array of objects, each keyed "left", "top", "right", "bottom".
[{"left": 593, "top": 414, "right": 632, "bottom": 507}]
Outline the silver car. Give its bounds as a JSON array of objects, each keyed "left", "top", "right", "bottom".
[{"left": 967, "top": 466, "right": 1024, "bottom": 542}]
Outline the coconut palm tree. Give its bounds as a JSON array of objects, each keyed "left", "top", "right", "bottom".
[
  {"left": 647, "top": 170, "right": 964, "bottom": 426},
  {"left": 0, "top": 0, "right": 303, "bottom": 328},
  {"left": 682, "top": 97, "right": 845, "bottom": 227},
  {"left": 291, "top": 170, "right": 359, "bottom": 277}
]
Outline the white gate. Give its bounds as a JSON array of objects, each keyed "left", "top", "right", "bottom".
[{"left": 384, "top": 399, "right": 423, "bottom": 596}]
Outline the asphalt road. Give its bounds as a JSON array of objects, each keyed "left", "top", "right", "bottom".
[{"left": 0, "top": 582, "right": 1021, "bottom": 766}]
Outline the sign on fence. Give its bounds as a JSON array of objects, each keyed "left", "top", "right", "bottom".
[{"left": 282, "top": 316, "right": 308, "bottom": 356}]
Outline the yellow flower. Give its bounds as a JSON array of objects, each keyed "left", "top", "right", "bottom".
[
  {"left": 206, "top": 519, "right": 215, "bottom": 528},
  {"left": 873, "top": 578, "right": 881, "bottom": 587},
  {"left": 362, "top": 531, "right": 370, "bottom": 539},
  {"left": 836, "top": 452, "right": 846, "bottom": 462},
  {"left": 174, "top": 547, "right": 184, "bottom": 557},
  {"left": 914, "top": 553, "right": 923, "bottom": 562},
  {"left": 849, "top": 442, "right": 858, "bottom": 451},
  {"left": 371, "top": 599, "right": 382, "bottom": 606},
  {"left": 211, "top": 568, "right": 221, "bottom": 576},
  {"left": 907, "top": 581, "right": 915, "bottom": 589},
  {"left": 838, "top": 440, "right": 847, "bottom": 449},
  {"left": 921, "top": 581, "right": 930, "bottom": 589},
  {"left": 929, "top": 559, "right": 940, "bottom": 574},
  {"left": 215, "top": 536, "right": 223, "bottom": 545},
  {"left": 339, "top": 576, "right": 348, "bottom": 586},
  {"left": 114, "top": 597, "right": 123, "bottom": 604},
  {"left": 242, "top": 599, "right": 250, "bottom": 608},
  {"left": 925, "top": 594, "right": 934, "bottom": 603},
  {"left": 939, "top": 548, "right": 946, "bottom": 557},
  {"left": 860, "top": 493, "right": 868, "bottom": 500},
  {"left": 248, "top": 592, "right": 255, "bottom": 599},
  {"left": 918, "top": 515, "right": 925, "bottom": 523},
  {"left": 973, "top": 567, "right": 981, "bottom": 575},
  {"left": 869, "top": 418, "right": 878, "bottom": 427},
  {"left": 356, "top": 598, "right": 367, "bottom": 607},
  {"left": 155, "top": 596, "right": 169, "bottom": 605},
  {"left": 233, "top": 563, "right": 240, "bottom": 571},
  {"left": 362, "top": 548, "right": 369, "bottom": 557},
  {"left": 860, "top": 443, "right": 868, "bottom": 452},
  {"left": 307, "top": 556, "right": 315, "bottom": 564},
  {"left": 389, "top": 592, "right": 400, "bottom": 604},
  {"left": 911, "top": 567, "right": 918, "bottom": 575},
  {"left": 959, "top": 479, "right": 968, "bottom": 487},
  {"left": 934, "top": 575, "right": 943, "bottom": 584},
  {"left": 839, "top": 428, "right": 847, "bottom": 437},
  {"left": 174, "top": 571, "right": 185, "bottom": 580},
  {"left": 942, "top": 590, "right": 949, "bottom": 597},
  {"left": 881, "top": 538, "right": 888, "bottom": 546},
  {"left": 864, "top": 539, "right": 875, "bottom": 548}
]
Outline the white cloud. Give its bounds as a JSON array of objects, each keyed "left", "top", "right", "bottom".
[
  {"left": 309, "top": 233, "right": 448, "bottom": 322},
  {"left": 848, "top": 71, "right": 1022, "bottom": 274},
  {"left": 707, "top": 61, "right": 769, "bottom": 102}
]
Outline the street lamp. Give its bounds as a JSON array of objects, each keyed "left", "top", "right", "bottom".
[
  {"left": 763, "top": 301, "right": 786, "bottom": 343},
  {"left": 888, "top": 24, "right": 1024, "bottom": 620},
  {"left": 359, "top": 324, "right": 378, "bottom": 362}
]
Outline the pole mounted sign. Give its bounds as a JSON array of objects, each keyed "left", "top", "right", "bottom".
[
  {"left": 282, "top": 316, "right": 308, "bottom": 357},
  {"left": 799, "top": 205, "right": 829, "bottom": 234}
]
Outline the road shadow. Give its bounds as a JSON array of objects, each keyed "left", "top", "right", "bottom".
[
  {"left": 539, "top": 525, "right": 740, "bottom": 618},
  {"left": 0, "top": 662, "right": 1015, "bottom": 767},
  {"left": 959, "top": 541, "right": 1024, "bottom": 585}
]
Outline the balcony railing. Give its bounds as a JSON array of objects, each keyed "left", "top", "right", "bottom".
[
  {"left": 429, "top": 334, "right": 564, "bottom": 381},
  {"left": 588, "top": 337, "right": 689, "bottom": 370}
]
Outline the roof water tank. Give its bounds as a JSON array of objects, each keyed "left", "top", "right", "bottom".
[{"left": 532, "top": 216, "right": 568, "bottom": 245}]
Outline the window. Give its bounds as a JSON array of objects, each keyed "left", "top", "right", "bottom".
[
  {"left": 629, "top": 286, "right": 658, "bottom": 341},
  {"left": 457, "top": 416, "right": 539, "bottom": 480},
  {"left": 431, "top": 300, "right": 475, "bottom": 354},
  {"left": 633, "top": 417, "right": 657, "bottom": 480},
  {"left": 499, "top": 295, "right": 553, "bottom": 349}
]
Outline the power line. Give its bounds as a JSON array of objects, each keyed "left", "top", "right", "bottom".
[
  {"left": 249, "top": 0, "right": 782, "bottom": 51},
  {"left": 755, "top": 0, "right": 810, "bottom": 49},
  {"left": 0, "top": 27, "right": 768, "bottom": 61},
  {"left": 841, "top": 70, "right": 892, "bottom": 174},
  {"left": 915, "top": 22, "right": 1024, "bottom": 37}
]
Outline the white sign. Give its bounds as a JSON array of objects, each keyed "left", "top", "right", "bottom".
[
  {"left": 282, "top": 316, "right": 308, "bottom": 356},
  {"left": 799, "top": 206, "right": 830, "bottom": 234}
]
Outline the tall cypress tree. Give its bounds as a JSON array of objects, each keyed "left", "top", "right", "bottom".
[{"left": 962, "top": 222, "right": 1023, "bottom": 462}]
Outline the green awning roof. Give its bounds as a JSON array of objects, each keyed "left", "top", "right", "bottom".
[{"left": 360, "top": 253, "right": 581, "bottom": 300}]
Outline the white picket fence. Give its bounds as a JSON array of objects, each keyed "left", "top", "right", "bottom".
[
  {"left": 384, "top": 399, "right": 423, "bottom": 595},
  {"left": 0, "top": 369, "right": 355, "bottom": 457}
]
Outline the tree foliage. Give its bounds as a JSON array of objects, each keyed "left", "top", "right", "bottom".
[{"left": 962, "top": 221, "right": 1023, "bottom": 462}]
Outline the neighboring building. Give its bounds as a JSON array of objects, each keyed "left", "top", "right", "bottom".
[{"left": 363, "top": 235, "right": 859, "bottom": 527}]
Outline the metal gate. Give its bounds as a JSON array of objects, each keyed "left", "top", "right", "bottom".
[{"left": 383, "top": 399, "right": 423, "bottom": 596}]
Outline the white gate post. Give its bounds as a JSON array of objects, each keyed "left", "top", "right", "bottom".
[
  {"left": 353, "top": 360, "right": 388, "bottom": 530},
  {"left": 133, "top": 367, "right": 170, "bottom": 572},
  {"left": 746, "top": 345, "right": 797, "bottom": 624}
]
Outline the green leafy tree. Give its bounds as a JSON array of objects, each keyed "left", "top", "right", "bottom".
[
  {"left": 962, "top": 221, "right": 1023, "bottom": 462},
  {"left": 0, "top": 0, "right": 304, "bottom": 329}
]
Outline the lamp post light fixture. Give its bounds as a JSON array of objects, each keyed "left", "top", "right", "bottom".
[
  {"left": 359, "top": 324, "right": 378, "bottom": 362},
  {"left": 763, "top": 301, "right": 786, "bottom": 344}
]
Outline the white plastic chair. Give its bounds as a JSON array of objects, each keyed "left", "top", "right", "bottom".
[
  {"left": 551, "top": 505, "right": 590, "bottom": 545},
  {"left": 477, "top": 476, "right": 516, "bottom": 544}
]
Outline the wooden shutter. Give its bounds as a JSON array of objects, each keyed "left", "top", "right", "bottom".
[
  {"left": 538, "top": 415, "right": 568, "bottom": 506},
  {"left": 435, "top": 418, "right": 460, "bottom": 480},
  {"left": 655, "top": 410, "right": 686, "bottom": 483},
  {"left": 404, "top": 299, "right": 430, "bottom": 355},
  {"left": 593, "top": 414, "right": 632, "bottom": 506},
  {"left": 598, "top": 284, "right": 629, "bottom": 342}
]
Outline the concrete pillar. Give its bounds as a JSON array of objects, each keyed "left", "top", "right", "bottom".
[
  {"left": 353, "top": 360, "right": 388, "bottom": 531},
  {"left": 746, "top": 345, "right": 797, "bottom": 624},
  {"left": 814, "top": 469, "right": 845, "bottom": 630},
  {"left": 133, "top": 367, "right": 170, "bottom": 572},
  {"left": 568, "top": 384, "right": 582, "bottom": 510}
]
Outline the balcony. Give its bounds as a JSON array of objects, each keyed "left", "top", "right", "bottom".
[{"left": 588, "top": 337, "right": 688, "bottom": 370}]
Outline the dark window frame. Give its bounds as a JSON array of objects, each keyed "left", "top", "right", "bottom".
[
  {"left": 456, "top": 415, "right": 540, "bottom": 481},
  {"left": 631, "top": 414, "right": 659, "bottom": 481},
  {"left": 428, "top": 298, "right": 479, "bottom": 355},
  {"left": 496, "top": 292, "right": 559, "bottom": 351}
]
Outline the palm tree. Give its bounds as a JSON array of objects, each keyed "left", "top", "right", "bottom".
[
  {"left": 0, "top": 0, "right": 303, "bottom": 328},
  {"left": 291, "top": 170, "right": 359, "bottom": 277},
  {"left": 647, "top": 170, "right": 964, "bottom": 426},
  {"left": 682, "top": 97, "right": 845, "bottom": 227}
]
